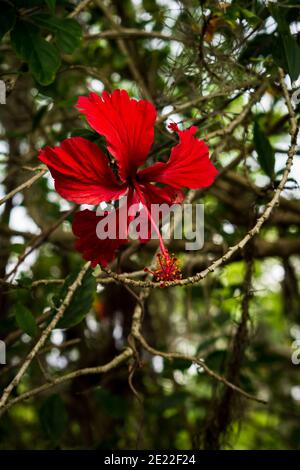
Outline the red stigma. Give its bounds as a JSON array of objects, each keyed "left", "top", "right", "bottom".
[
  {"left": 168, "top": 122, "right": 179, "bottom": 132},
  {"left": 144, "top": 250, "right": 182, "bottom": 286}
]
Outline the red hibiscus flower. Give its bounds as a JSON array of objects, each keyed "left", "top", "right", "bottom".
[{"left": 38, "top": 89, "right": 217, "bottom": 281}]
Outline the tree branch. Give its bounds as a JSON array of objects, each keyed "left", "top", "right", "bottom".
[
  {"left": 0, "top": 168, "right": 47, "bottom": 207},
  {"left": 0, "top": 348, "right": 133, "bottom": 415},
  {"left": 0, "top": 262, "right": 91, "bottom": 411}
]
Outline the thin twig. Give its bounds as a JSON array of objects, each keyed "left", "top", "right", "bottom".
[
  {"left": 0, "top": 348, "right": 133, "bottom": 415},
  {"left": 205, "top": 82, "right": 268, "bottom": 141},
  {"left": 0, "top": 262, "right": 91, "bottom": 411},
  {"left": 0, "top": 168, "right": 47, "bottom": 206},
  {"left": 129, "top": 290, "right": 265, "bottom": 404},
  {"left": 85, "top": 28, "right": 182, "bottom": 42},
  {"left": 5, "top": 207, "right": 76, "bottom": 281},
  {"left": 68, "top": 0, "right": 93, "bottom": 18},
  {"left": 136, "top": 333, "right": 266, "bottom": 405},
  {"left": 94, "top": 0, "right": 152, "bottom": 101},
  {"left": 156, "top": 80, "right": 260, "bottom": 124}
]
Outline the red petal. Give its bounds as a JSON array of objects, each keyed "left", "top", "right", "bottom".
[
  {"left": 38, "top": 137, "right": 127, "bottom": 204},
  {"left": 137, "top": 125, "right": 218, "bottom": 189},
  {"left": 76, "top": 90, "right": 156, "bottom": 182},
  {"left": 139, "top": 182, "right": 184, "bottom": 206},
  {"left": 72, "top": 190, "right": 136, "bottom": 267},
  {"left": 72, "top": 210, "right": 125, "bottom": 267}
]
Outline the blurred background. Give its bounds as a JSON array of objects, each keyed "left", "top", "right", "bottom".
[{"left": 1, "top": 0, "right": 300, "bottom": 450}]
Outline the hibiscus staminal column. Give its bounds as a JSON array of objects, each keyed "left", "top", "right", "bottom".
[{"left": 133, "top": 181, "right": 182, "bottom": 285}]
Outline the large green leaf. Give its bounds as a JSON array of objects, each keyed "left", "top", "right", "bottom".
[
  {"left": 271, "top": 5, "right": 300, "bottom": 82},
  {"left": 11, "top": 20, "right": 61, "bottom": 85},
  {"left": 53, "top": 268, "right": 96, "bottom": 329},
  {"left": 280, "top": 33, "right": 300, "bottom": 82},
  {"left": 30, "top": 38, "right": 61, "bottom": 85},
  {"left": 253, "top": 121, "right": 275, "bottom": 179},
  {"left": 11, "top": 21, "right": 35, "bottom": 61},
  {"left": 32, "top": 14, "right": 82, "bottom": 54},
  {"left": 40, "top": 395, "right": 68, "bottom": 444},
  {"left": 15, "top": 303, "right": 38, "bottom": 337}
]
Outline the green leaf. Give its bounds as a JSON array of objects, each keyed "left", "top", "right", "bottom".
[
  {"left": 239, "top": 7, "right": 260, "bottom": 27},
  {"left": 271, "top": 5, "right": 300, "bottom": 82},
  {"left": 15, "top": 304, "right": 38, "bottom": 337},
  {"left": 17, "top": 273, "right": 33, "bottom": 288},
  {"left": 11, "top": 21, "right": 38, "bottom": 62},
  {"left": 55, "top": 19, "right": 82, "bottom": 54},
  {"left": 253, "top": 121, "right": 275, "bottom": 179},
  {"left": 0, "top": 2, "right": 16, "bottom": 41},
  {"left": 46, "top": 0, "right": 56, "bottom": 13},
  {"left": 32, "top": 104, "right": 49, "bottom": 131},
  {"left": 280, "top": 33, "right": 300, "bottom": 82},
  {"left": 40, "top": 395, "right": 68, "bottom": 443},
  {"left": 11, "top": 243, "right": 24, "bottom": 254},
  {"left": 53, "top": 268, "right": 96, "bottom": 328},
  {"left": 11, "top": 20, "right": 61, "bottom": 85},
  {"left": 27, "top": 38, "right": 61, "bottom": 85},
  {"left": 32, "top": 14, "right": 82, "bottom": 54}
]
